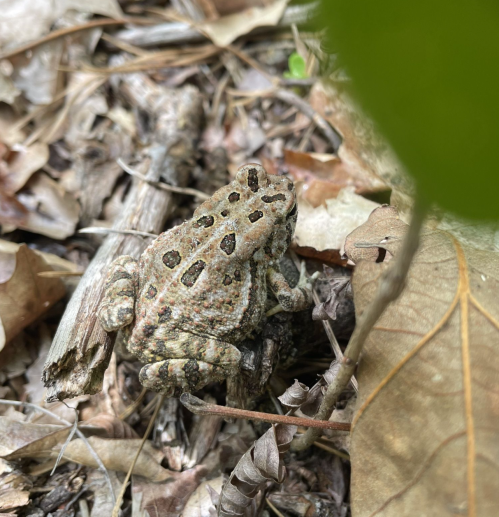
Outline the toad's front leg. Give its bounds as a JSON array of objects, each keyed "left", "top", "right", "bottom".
[
  {"left": 99, "top": 256, "right": 139, "bottom": 332},
  {"left": 267, "top": 261, "right": 319, "bottom": 313}
]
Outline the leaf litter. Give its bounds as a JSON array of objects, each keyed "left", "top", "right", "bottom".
[{"left": 0, "top": 1, "right": 496, "bottom": 516}]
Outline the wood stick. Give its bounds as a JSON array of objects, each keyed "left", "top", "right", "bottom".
[
  {"left": 42, "top": 76, "right": 203, "bottom": 402},
  {"left": 113, "top": 2, "right": 319, "bottom": 48}
]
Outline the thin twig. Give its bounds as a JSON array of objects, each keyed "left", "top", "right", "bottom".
[
  {"left": 38, "top": 271, "right": 84, "bottom": 278},
  {"left": 0, "top": 17, "right": 156, "bottom": 60},
  {"left": 227, "top": 88, "right": 342, "bottom": 153},
  {"left": 78, "top": 227, "right": 158, "bottom": 239},
  {"left": 0, "top": 399, "right": 115, "bottom": 505},
  {"left": 180, "top": 394, "right": 350, "bottom": 431},
  {"left": 117, "top": 158, "right": 210, "bottom": 200},
  {"left": 112, "top": 394, "right": 165, "bottom": 517},
  {"left": 291, "top": 197, "right": 428, "bottom": 451}
]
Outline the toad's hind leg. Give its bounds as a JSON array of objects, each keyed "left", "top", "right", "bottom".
[
  {"left": 133, "top": 333, "right": 242, "bottom": 394},
  {"left": 139, "top": 359, "right": 228, "bottom": 394},
  {"left": 99, "top": 256, "right": 139, "bottom": 332}
]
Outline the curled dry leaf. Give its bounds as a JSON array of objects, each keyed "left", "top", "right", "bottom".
[
  {"left": 277, "top": 379, "right": 309, "bottom": 409},
  {"left": 219, "top": 423, "right": 296, "bottom": 516},
  {"left": 199, "top": 0, "right": 288, "bottom": 47},
  {"left": 346, "top": 206, "right": 499, "bottom": 517},
  {"left": 0, "top": 244, "right": 65, "bottom": 350}
]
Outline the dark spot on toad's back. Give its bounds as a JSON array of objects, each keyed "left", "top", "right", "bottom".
[
  {"left": 146, "top": 285, "right": 157, "bottom": 299},
  {"left": 228, "top": 192, "right": 240, "bottom": 202},
  {"left": 247, "top": 168, "right": 259, "bottom": 192},
  {"left": 181, "top": 260, "right": 206, "bottom": 287},
  {"left": 234, "top": 270, "right": 241, "bottom": 281},
  {"left": 143, "top": 325, "right": 157, "bottom": 337},
  {"left": 220, "top": 233, "right": 236, "bottom": 255},
  {"left": 163, "top": 250, "right": 181, "bottom": 269},
  {"left": 221, "top": 210, "right": 229, "bottom": 217},
  {"left": 158, "top": 306, "right": 172, "bottom": 323},
  {"left": 262, "top": 194, "right": 286, "bottom": 203},
  {"left": 223, "top": 275, "right": 232, "bottom": 286},
  {"left": 195, "top": 215, "right": 214, "bottom": 228},
  {"left": 248, "top": 210, "right": 263, "bottom": 223}
]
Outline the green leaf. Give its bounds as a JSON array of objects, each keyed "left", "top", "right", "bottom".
[
  {"left": 285, "top": 52, "right": 307, "bottom": 79},
  {"left": 319, "top": 1, "right": 499, "bottom": 219}
]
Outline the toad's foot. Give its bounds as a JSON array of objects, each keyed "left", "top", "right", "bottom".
[{"left": 267, "top": 261, "right": 319, "bottom": 316}]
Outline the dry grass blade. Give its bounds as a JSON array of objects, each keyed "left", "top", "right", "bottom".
[{"left": 111, "top": 394, "right": 165, "bottom": 517}]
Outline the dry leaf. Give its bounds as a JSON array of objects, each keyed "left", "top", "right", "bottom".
[
  {"left": 0, "top": 142, "right": 49, "bottom": 194},
  {"left": 0, "top": 489, "right": 30, "bottom": 511},
  {"left": 199, "top": 0, "right": 288, "bottom": 47},
  {"left": 131, "top": 466, "right": 206, "bottom": 517},
  {"left": 61, "top": 436, "right": 175, "bottom": 481},
  {"left": 14, "top": 172, "right": 79, "bottom": 239},
  {"left": 308, "top": 81, "right": 409, "bottom": 199},
  {"left": 0, "top": 0, "right": 122, "bottom": 50},
  {"left": 345, "top": 206, "right": 499, "bottom": 517},
  {"left": 293, "top": 187, "right": 379, "bottom": 263},
  {"left": 0, "top": 244, "right": 65, "bottom": 349},
  {"left": 285, "top": 149, "right": 387, "bottom": 207},
  {"left": 183, "top": 476, "right": 224, "bottom": 517},
  {"left": 0, "top": 417, "right": 70, "bottom": 459}
]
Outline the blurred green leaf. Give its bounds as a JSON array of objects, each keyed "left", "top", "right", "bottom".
[
  {"left": 319, "top": 1, "right": 499, "bottom": 219},
  {"left": 284, "top": 52, "right": 308, "bottom": 79}
]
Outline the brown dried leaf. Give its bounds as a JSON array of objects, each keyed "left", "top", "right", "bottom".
[
  {"left": 0, "top": 0, "right": 122, "bottom": 50},
  {"left": 14, "top": 172, "right": 79, "bottom": 239},
  {"left": 0, "top": 244, "right": 65, "bottom": 348},
  {"left": 0, "top": 488, "right": 30, "bottom": 511},
  {"left": 308, "top": 81, "right": 408, "bottom": 199},
  {"left": 183, "top": 476, "right": 224, "bottom": 517},
  {"left": 293, "top": 187, "right": 379, "bottom": 260},
  {"left": 277, "top": 379, "right": 309, "bottom": 409},
  {"left": 131, "top": 466, "right": 206, "bottom": 517},
  {"left": 0, "top": 142, "right": 49, "bottom": 195},
  {"left": 199, "top": 0, "right": 288, "bottom": 47},
  {"left": 285, "top": 149, "right": 386, "bottom": 208},
  {"left": 219, "top": 423, "right": 296, "bottom": 516},
  {"left": 346, "top": 206, "right": 499, "bottom": 516},
  {"left": 0, "top": 418, "right": 70, "bottom": 459},
  {"left": 82, "top": 414, "right": 138, "bottom": 439},
  {"left": 60, "top": 436, "right": 175, "bottom": 481}
]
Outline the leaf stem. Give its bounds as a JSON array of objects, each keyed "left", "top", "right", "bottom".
[{"left": 180, "top": 393, "right": 350, "bottom": 431}]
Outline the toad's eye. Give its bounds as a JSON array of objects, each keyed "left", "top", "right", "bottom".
[{"left": 287, "top": 204, "right": 297, "bottom": 218}]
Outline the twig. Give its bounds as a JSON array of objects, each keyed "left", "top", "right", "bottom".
[
  {"left": 117, "top": 159, "right": 209, "bottom": 200},
  {"left": 291, "top": 197, "right": 428, "bottom": 451},
  {"left": 112, "top": 394, "right": 165, "bottom": 517},
  {"left": 78, "top": 227, "right": 158, "bottom": 239},
  {"left": 0, "top": 17, "right": 156, "bottom": 60},
  {"left": 180, "top": 394, "right": 351, "bottom": 431},
  {"left": 113, "top": 2, "right": 319, "bottom": 48},
  {"left": 273, "top": 89, "right": 342, "bottom": 152},
  {"left": 0, "top": 400, "right": 115, "bottom": 505}
]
